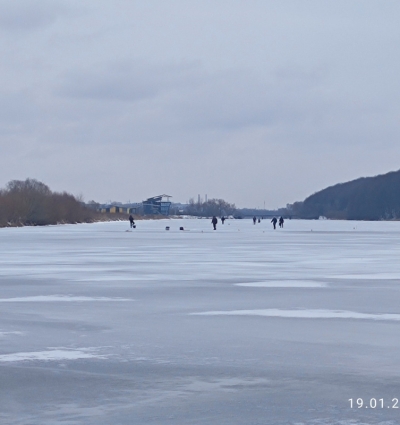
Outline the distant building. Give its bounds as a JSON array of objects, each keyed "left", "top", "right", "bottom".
[
  {"left": 143, "top": 195, "right": 172, "bottom": 215},
  {"left": 100, "top": 206, "right": 124, "bottom": 213},
  {"left": 127, "top": 207, "right": 137, "bottom": 214},
  {"left": 99, "top": 203, "right": 140, "bottom": 214},
  {"left": 110, "top": 206, "right": 124, "bottom": 214}
]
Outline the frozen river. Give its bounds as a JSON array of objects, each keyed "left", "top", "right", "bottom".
[{"left": 1, "top": 218, "right": 400, "bottom": 425}]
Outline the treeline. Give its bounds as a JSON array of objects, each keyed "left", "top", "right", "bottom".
[
  {"left": 237, "top": 207, "right": 287, "bottom": 217},
  {"left": 0, "top": 179, "right": 98, "bottom": 227},
  {"left": 185, "top": 198, "right": 236, "bottom": 217},
  {"left": 288, "top": 169, "right": 400, "bottom": 220}
]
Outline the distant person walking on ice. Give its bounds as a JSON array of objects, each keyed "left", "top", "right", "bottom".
[
  {"left": 221, "top": 216, "right": 226, "bottom": 224},
  {"left": 129, "top": 214, "right": 135, "bottom": 228},
  {"left": 253, "top": 216, "right": 257, "bottom": 225},
  {"left": 212, "top": 216, "right": 218, "bottom": 230},
  {"left": 271, "top": 217, "right": 277, "bottom": 229},
  {"left": 279, "top": 216, "right": 284, "bottom": 228}
]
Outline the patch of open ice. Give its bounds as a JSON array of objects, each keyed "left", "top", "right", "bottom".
[
  {"left": 0, "top": 331, "right": 23, "bottom": 337},
  {"left": 0, "top": 295, "right": 132, "bottom": 302},
  {"left": 0, "top": 349, "right": 107, "bottom": 362},
  {"left": 235, "top": 281, "right": 326, "bottom": 288},
  {"left": 191, "top": 309, "right": 400, "bottom": 321}
]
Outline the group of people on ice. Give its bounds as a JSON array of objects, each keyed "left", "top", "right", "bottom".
[
  {"left": 253, "top": 215, "right": 284, "bottom": 229},
  {"left": 129, "top": 214, "right": 284, "bottom": 231},
  {"left": 211, "top": 215, "right": 227, "bottom": 230},
  {"left": 271, "top": 216, "right": 284, "bottom": 229},
  {"left": 211, "top": 215, "right": 284, "bottom": 230}
]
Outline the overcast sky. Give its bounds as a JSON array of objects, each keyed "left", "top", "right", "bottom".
[{"left": 0, "top": 0, "right": 399, "bottom": 208}]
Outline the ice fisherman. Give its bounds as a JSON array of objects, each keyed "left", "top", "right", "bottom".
[
  {"left": 221, "top": 216, "right": 226, "bottom": 224},
  {"left": 212, "top": 216, "right": 218, "bottom": 230},
  {"left": 279, "top": 216, "right": 284, "bottom": 228},
  {"left": 253, "top": 216, "right": 257, "bottom": 225},
  {"left": 271, "top": 217, "right": 277, "bottom": 229},
  {"left": 129, "top": 214, "right": 135, "bottom": 228}
]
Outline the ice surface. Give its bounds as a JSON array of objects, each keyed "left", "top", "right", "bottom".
[
  {"left": 192, "top": 308, "right": 400, "bottom": 321},
  {"left": 0, "top": 349, "right": 107, "bottom": 362},
  {"left": 1, "top": 218, "right": 400, "bottom": 425},
  {"left": 0, "top": 295, "right": 132, "bottom": 302},
  {"left": 0, "top": 331, "right": 22, "bottom": 337},
  {"left": 235, "top": 280, "right": 327, "bottom": 287}
]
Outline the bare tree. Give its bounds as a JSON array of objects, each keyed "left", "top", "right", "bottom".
[
  {"left": 0, "top": 178, "right": 98, "bottom": 227},
  {"left": 185, "top": 198, "right": 236, "bottom": 217}
]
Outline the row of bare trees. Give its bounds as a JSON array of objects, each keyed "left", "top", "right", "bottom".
[
  {"left": 0, "top": 179, "right": 98, "bottom": 227},
  {"left": 185, "top": 198, "right": 236, "bottom": 217}
]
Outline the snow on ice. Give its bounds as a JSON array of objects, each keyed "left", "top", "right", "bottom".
[{"left": 1, "top": 218, "right": 400, "bottom": 424}]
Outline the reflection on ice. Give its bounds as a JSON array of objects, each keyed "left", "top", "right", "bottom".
[{"left": 192, "top": 308, "right": 400, "bottom": 321}]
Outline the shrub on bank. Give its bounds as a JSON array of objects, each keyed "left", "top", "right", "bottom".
[{"left": 0, "top": 179, "right": 99, "bottom": 227}]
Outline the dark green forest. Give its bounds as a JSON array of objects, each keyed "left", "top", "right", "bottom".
[{"left": 288, "top": 169, "right": 400, "bottom": 220}]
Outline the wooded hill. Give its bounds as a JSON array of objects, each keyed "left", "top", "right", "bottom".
[{"left": 289, "top": 169, "right": 400, "bottom": 220}]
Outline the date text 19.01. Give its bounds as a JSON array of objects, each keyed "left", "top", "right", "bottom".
[{"left": 349, "top": 398, "right": 398, "bottom": 409}]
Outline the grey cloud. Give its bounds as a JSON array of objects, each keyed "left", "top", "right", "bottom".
[
  {"left": 0, "top": 90, "right": 40, "bottom": 134},
  {"left": 57, "top": 61, "right": 203, "bottom": 102},
  {"left": 274, "top": 66, "right": 328, "bottom": 86},
  {"left": 1, "top": 1, "right": 400, "bottom": 206},
  {"left": 170, "top": 68, "right": 333, "bottom": 133},
  {"left": 55, "top": 62, "right": 330, "bottom": 138},
  {"left": 0, "top": 0, "right": 69, "bottom": 31}
]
